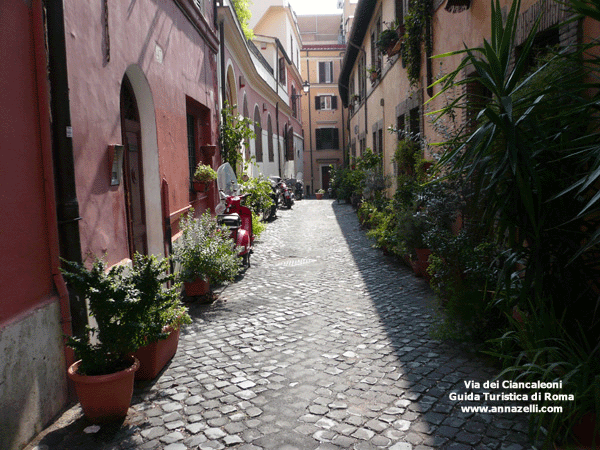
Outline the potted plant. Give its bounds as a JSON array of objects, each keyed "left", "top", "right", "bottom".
[
  {"left": 377, "top": 24, "right": 403, "bottom": 57},
  {"left": 315, "top": 189, "right": 325, "bottom": 200},
  {"left": 367, "top": 65, "right": 380, "bottom": 82},
  {"left": 193, "top": 163, "right": 217, "bottom": 192},
  {"left": 128, "top": 254, "right": 191, "bottom": 380},
  {"left": 174, "top": 210, "right": 241, "bottom": 297},
  {"left": 61, "top": 258, "right": 145, "bottom": 423},
  {"left": 396, "top": 209, "right": 431, "bottom": 276}
]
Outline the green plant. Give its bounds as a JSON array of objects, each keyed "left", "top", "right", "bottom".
[
  {"left": 220, "top": 101, "right": 255, "bottom": 173},
  {"left": 239, "top": 173, "right": 274, "bottom": 217},
  {"left": 61, "top": 255, "right": 188, "bottom": 376},
  {"left": 251, "top": 211, "right": 266, "bottom": 238},
  {"left": 487, "top": 305, "right": 600, "bottom": 448},
  {"left": 376, "top": 26, "right": 400, "bottom": 54},
  {"left": 317, "top": 189, "right": 325, "bottom": 194},
  {"left": 174, "top": 210, "right": 241, "bottom": 284},
  {"left": 194, "top": 163, "right": 217, "bottom": 182},
  {"left": 400, "top": 0, "right": 432, "bottom": 85},
  {"left": 393, "top": 139, "right": 421, "bottom": 175},
  {"left": 231, "top": 0, "right": 254, "bottom": 40}
]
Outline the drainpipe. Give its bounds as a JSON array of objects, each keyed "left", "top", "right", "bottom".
[
  {"left": 305, "top": 56, "right": 314, "bottom": 195},
  {"left": 32, "top": 0, "right": 76, "bottom": 377},
  {"left": 45, "top": 0, "right": 88, "bottom": 339},
  {"left": 276, "top": 102, "right": 281, "bottom": 177}
]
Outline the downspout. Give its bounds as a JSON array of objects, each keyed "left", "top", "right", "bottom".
[
  {"left": 306, "top": 55, "right": 313, "bottom": 194},
  {"left": 32, "top": 0, "right": 75, "bottom": 375},
  {"left": 276, "top": 102, "right": 281, "bottom": 177},
  {"left": 45, "top": 0, "right": 88, "bottom": 339},
  {"left": 347, "top": 40, "right": 368, "bottom": 155},
  {"left": 339, "top": 58, "right": 346, "bottom": 167},
  {"left": 220, "top": 20, "right": 226, "bottom": 109}
]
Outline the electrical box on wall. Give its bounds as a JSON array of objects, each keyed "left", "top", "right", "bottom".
[{"left": 108, "top": 144, "right": 124, "bottom": 186}]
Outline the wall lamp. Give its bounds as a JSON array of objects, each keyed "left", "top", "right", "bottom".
[{"left": 292, "top": 80, "right": 311, "bottom": 99}]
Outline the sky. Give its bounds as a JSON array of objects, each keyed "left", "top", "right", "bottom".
[{"left": 288, "top": 0, "right": 342, "bottom": 15}]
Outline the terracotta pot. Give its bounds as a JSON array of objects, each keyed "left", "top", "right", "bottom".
[
  {"left": 68, "top": 356, "right": 139, "bottom": 423},
  {"left": 193, "top": 181, "right": 211, "bottom": 192},
  {"left": 315, "top": 193, "right": 324, "bottom": 200},
  {"left": 134, "top": 327, "right": 181, "bottom": 380},
  {"left": 184, "top": 277, "right": 210, "bottom": 296},
  {"left": 414, "top": 248, "right": 432, "bottom": 278}
]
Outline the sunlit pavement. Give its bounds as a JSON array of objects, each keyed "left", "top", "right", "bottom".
[{"left": 27, "top": 199, "right": 532, "bottom": 450}]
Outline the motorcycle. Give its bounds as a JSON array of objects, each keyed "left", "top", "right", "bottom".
[
  {"left": 263, "top": 176, "right": 281, "bottom": 221},
  {"left": 215, "top": 163, "right": 254, "bottom": 267},
  {"left": 281, "top": 180, "right": 295, "bottom": 208},
  {"left": 270, "top": 175, "right": 294, "bottom": 209},
  {"left": 285, "top": 178, "right": 303, "bottom": 200}
]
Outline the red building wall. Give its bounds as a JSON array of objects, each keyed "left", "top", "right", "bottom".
[
  {"left": 64, "top": 0, "right": 219, "bottom": 265},
  {"left": 0, "top": 0, "right": 54, "bottom": 325}
]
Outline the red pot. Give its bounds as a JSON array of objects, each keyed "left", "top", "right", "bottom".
[
  {"left": 184, "top": 277, "right": 210, "bottom": 296},
  {"left": 68, "top": 356, "right": 139, "bottom": 423},
  {"left": 134, "top": 327, "right": 181, "bottom": 380}
]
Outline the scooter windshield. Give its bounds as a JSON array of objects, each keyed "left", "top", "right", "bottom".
[{"left": 216, "top": 163, "right": 239, "bottom": 196}]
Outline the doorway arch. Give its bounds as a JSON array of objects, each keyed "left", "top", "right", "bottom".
[{"left": 121, "top": 65, "right": 163, "bottom": 257}]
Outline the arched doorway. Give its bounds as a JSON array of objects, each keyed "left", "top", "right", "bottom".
[{"left": 120, "top": 75, "right": 147, "bottom": 256}]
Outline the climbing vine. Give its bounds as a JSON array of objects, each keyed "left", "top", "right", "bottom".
[{"left": 401, "top": 0, "right": 433, "bottom": 85}]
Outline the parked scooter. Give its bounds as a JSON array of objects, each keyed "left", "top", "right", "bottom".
[
  {"left": 263, "top": 176, "right": 281, "bottom": 221},
  {"left": 215, "top": 163, "right": 253, "bottom": 267},
  {"left": 281, "top": 180, "right": 295, "bottom": 208},
  {"left": 270, "top": 175, "right": 294, "bottom": 209},
  {"left": 285, "top": 178, "right": 303, "bottom": 200}
]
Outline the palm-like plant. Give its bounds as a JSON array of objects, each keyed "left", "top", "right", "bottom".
[{"left": 430, "top": 0, "right": 600, "bottom": 444}]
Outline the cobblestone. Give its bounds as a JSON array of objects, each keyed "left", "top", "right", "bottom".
[{"left": 25, "top": 200, "right": 533, "bottom": 449}]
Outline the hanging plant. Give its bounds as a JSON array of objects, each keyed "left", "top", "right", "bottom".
[{"left": 401, "top": 0, "right": 433, "bottom": 85}]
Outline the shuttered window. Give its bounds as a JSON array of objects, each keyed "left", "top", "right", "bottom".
[
  {"left": 318, "top": 61, "right": 334, "bottom": 83},
  {"left": 315, "top": 128, "right": 339, "bottom": 150}
]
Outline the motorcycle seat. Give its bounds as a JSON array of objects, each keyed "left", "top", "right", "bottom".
[{"left": 217, "top": 214, "right": 241, "bottom": 228}]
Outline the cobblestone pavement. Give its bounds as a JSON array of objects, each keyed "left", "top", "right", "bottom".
[{"left": 27, "top": 199, "right": 533, "bottom": 450}]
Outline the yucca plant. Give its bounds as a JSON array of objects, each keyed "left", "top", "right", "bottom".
[{"left": 429, "top": 0, "right": 600, "bottom": 444}]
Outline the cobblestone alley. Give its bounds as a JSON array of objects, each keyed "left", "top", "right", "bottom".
[{"left": 27, "top": 199, "right": 533, "bottom": 450}]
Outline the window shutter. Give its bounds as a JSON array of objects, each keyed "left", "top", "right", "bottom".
[
  {"left": 315, "top": 96, "right": 321, "bottom": 110},
  {"left": 287, "top": 127, "right": 294, "bottom": 160},
  {"left": 333, "top": 128, "right": 339, "bottom": 149},
  {"left": 319, "top": 62, "right": 326, "bottom": 83},
  {"left": 331, "top": 96, "right": 338, "bottom": 110}
]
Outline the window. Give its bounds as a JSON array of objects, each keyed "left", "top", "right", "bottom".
[
  {"left": 318, "top": 61, "right": 334, "bottom": 83},
  {"left": 370, "top": 18, "right": 382, "bottom": 68},
  {"left": 286, "top": 126, "right": 294, "bottom": 161},
  {"left": 194, "top": 0, "right": 204, "bottom": 14},
  {"left": 186, "top": 113, "right": 197, "bottom": 191},
  {"left": 279, "top": 57, "right": 286, "bottom": 85},
  {"left": 316, "top": 128, "right": 339, "bottom": 150},
  {"left": 409, "top": 107, "right": 420, "bottom": 141},
  {"left": 397, "top": 114, "right": 406, "bottom": 140},
  {"left": 291, "top": 86, "right": 298, "bottom": 117},
  {"left": 315, "top": 95, "right": 338, "bottom": 110},
  {"left": 372, "top": 131, "right": 378, "bottom": 153},
  {"left": 254, "top": 106, "right": 263, "bottom": 162},
  {"left": 358, "top": 55, "right": 366, "bottom": 99},
  {"left": 395, "top": 0, "right": 407, "bottom": 22}
]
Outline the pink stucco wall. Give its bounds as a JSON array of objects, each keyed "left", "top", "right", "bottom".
[{"left": 64, "top": 0, "right": 219, "bottom": 264}]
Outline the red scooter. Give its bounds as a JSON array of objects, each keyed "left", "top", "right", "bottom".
[{"left": 215, "top": 163, "right": 254, "bottom": 267}]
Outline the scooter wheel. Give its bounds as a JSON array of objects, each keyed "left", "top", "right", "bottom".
[{"left": 242, "top": 253, "right": 250, "bottom": 268}]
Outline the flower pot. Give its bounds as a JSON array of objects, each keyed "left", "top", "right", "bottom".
[
  {"left": 315, "top": 193, "right": 324, "bottom": 200},
  {"left": 370, "top": 71, "right": 379, "bottom": 82},
  {"left": 387, "top": 40, "right": 402, "bottom": 57},
  {"left": 184, "top": 277, "right": 210, "bottom": 296},
  {"left": 413, "top": 248, "right": 432, "bottom": 278},
  {"left": 134, "top": 327, "right": 181, "bottom": 380},
  {"left": 193, "top": 181, "right": 211, "bottom": 192},
  {"left": 68, "top": 356, "right": 139, "bottom": 423}
]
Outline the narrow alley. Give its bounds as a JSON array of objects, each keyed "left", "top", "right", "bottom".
[{"left": 27, "top": 200, "right": 532, "bottom": 450}]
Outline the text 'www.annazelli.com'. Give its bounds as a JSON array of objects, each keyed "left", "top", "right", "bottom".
[{"left": 460, "top": 405, "right": 563, "bottom": 414}]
